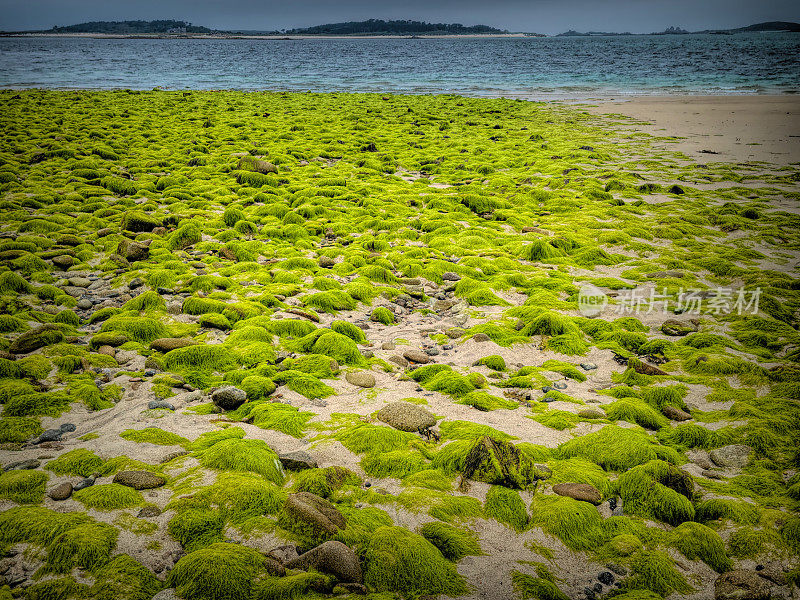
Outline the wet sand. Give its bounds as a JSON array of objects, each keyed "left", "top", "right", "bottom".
[{"left": 584, "top": 95, "right": 800, "bottom": 164}]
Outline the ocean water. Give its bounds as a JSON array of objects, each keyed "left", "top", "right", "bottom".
[{"left": 0, "top": 33, "right": 798, "bottom": 98}]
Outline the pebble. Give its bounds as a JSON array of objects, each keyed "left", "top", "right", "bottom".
[
  {"left": 77, "top": 299, "right": 93, "bottom": 310},
  {"left": 553, "top": 381, "right": 568, "bottom": 390},
  {"left": 144, "top": 369, "right": 156, "bottom": 377},
  {"left": 580, "top": 363, "right": 598, "bottom": 371},
  {"left": 424, "top": 347, "right": 440, "bottom": 356}
]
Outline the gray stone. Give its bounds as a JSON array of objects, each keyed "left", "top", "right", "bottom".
[
  {"left": 73, "top": 474, "right": 96, "bottom": 491},
  {"left": 710, "top": 445, "right": 751, "bottom": 469},
  {"left": 148, "top": 400, "right": 175, "bottom": 411},
  {"left": 376, "top": 402, "right": 436, "bottom": 432},
  {"left": 151, "top": 590, "right": 178, "bottom": 600},
  {"left": 77, "top": 299, "right": 93, "bottom": 310},
  {"left": 285, "top": 540, "right": 362, "bottom": 583},
  {"left": 381, "top": 342, "right": 395, "bottom": 350},
  {"left": 279, "top": 451, "right": 318, "bottom": 471},
  {"left": 211, "top": 386, "right": 247, "bottom": 411},
  {"left": 113, "top": 470, "right": 166, "bottom": 490},
  {"left": 714, "top": 570, "right": 771, "bottom": 600},
  {"left": 441, "top": 272, "right": 461, "bottom": 281},
  {"left": 33, "top": 429, "right": 63, "bottom": 444},
  {"left": 48, "top": 482, "right": 73, "bottom": 501},
  {"left": 580, "top": 363, "right": 598, "bottom": 371}
]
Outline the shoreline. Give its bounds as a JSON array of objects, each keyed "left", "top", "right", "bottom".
[{"left": 1, "top": 32, "right": 539, "bottom": 39}]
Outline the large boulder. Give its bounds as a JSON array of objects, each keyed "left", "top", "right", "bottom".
[
  {"left": 9, "top": 324, "right": 64, "bottom": 354},
  {"left": 714, "top": 570, "right": 770, "bottom": 600},
  {"left": 279, "top": 451, "right": 318, "bottom": 471},
  {"left": 211, "top": 386, "right": 247, "bottom": 411},
  {"left": 376, "top": 402, "right": 436, "bottom": 432},
  {"left": 552, "top": 482, "right": 602, "bottom": 505},
  {"left": 150, "top": 338, "right": 196, "bottom": 353},
  {"left": 285, "top": 540, "right": 362, "bottom": 583},
  {"left": 113, "top": 470, "right": 166, "bottom": 490},
  {"left": 278, "top": 492, "right": 346, "bottom": 542}
]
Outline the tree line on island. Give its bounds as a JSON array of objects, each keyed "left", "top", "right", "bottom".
[{"left": 13, "top": 18, "right": 800, "bottom": 36}]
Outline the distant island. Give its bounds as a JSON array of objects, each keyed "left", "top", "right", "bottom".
[
  {"left": 285, "top": 19, "right": 506, "bottom": 35},
  {"left": 557, "top": 21, "right": 800, "bottom": 36},
  {"left": 2, "top": 18, "right": 798, "bottom": 37},
  {"left": 48, "top": 20, "right": 212, "bottom": 34}
]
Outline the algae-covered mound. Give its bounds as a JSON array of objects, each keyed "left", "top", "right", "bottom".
[
  {"left": 0, "top": 88, "right": 797, "bottom": 599},
  {"left": 363, "top": 526, "right": 469, "bottom": 596}
]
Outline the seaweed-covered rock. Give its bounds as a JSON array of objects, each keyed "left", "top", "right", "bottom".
[
  {"left": 279, "top": 491, "right": 346, "bottom": 541},
  {"left": 552, "top": 482, "right": 602, "bottom": 505},
  {"left": 113, "top": 470, "right": 166, "bottom": 490},
  {"left": 150, "top": 338, "right": 196, "bottom": 353},
  {"left": 117, "top": 239, "right": 149, "bottom": 262},
  {"left": 628, "top": 357, "right": 667, "bottom": 376},
  {"left": 211, "top": 386, "right": 247, "bottom": 411},
  {"left": 376, "top": 402, "right": 436, "bottom": 432},
  {"left": 663, "top": 405, "right": 692, "bottom": 421},
  {"left": 661, "top": 319, "right": 699, "bottom": 336},
  {"left": 9, "top": 324, "right": 64, "bottom": 354},
  {"left": 285, "top": 540, "right": 362, "bottom": 583},
  {"left": 461, "top": 436, "right": 538, "bottom": 489},
  {"left": 279, "top": 451, "right": 318, "bottom": 471},
  {"left": 710, "top": 445, "right": 751, "bottom": 469},
  {"left": 403, "top": 349, "right": 431, "bottom": 364},
  {"left": 239, "top": 156, "right": 278, "bottom": 174},
  {"left": 714, "top": 570, "right": 770, "bottom": 600}
]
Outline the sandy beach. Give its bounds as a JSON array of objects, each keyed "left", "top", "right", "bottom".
[{"left": 584, "top": 95, "right": 800, "bottom": 164}]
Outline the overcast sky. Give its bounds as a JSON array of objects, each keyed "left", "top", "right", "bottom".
[{"left": 1, "top": 0, "right": 798, "bottom": 34}]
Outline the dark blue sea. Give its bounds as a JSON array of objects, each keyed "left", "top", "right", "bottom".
[{"left": 0, "top": 33, "right": 798, "bottom": 98}]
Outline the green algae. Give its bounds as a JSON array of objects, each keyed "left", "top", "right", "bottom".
[
  {"left": 167, "top": 542, "right": 273, "bottom": 600},
  {"left": 72, "top": 483, "right": 144, "bottom": 511},
  {"left": 44, "top": 448, "right": 105, "bottom": 477},
  {"left": 418, "top": 521, "right": 482, "bottom": 561},
  {"left": 120, "top": 427, "right": 188, "bottom": 446},
  {"left": 484, "top": 484, "right": 529, "bottom": 531},
  {"left": 0, "top": 469, "right": 47, "bottom": 504},
  {"left": 363, "top": 526, "right": 469, "bottom": 596}
]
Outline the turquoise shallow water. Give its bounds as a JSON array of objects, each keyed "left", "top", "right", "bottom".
[{"left": 0, "top": 33, "right": 798, "bottom": 98}]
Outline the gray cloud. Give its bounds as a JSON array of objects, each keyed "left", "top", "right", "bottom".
[{"left": 1, "top": 0, "right": 798, "bottom": 34}]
